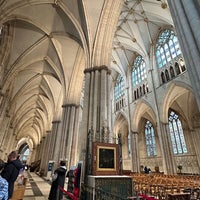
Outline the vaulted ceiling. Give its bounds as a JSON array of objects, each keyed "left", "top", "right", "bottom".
[{"left": 0, "top": 0, "right": 171, "bottom": 148}]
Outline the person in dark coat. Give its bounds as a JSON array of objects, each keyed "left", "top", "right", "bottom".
[
  {"left": 48, "top": 160, "right": 67, "bottom": 200},
  {"left": 1, "top": 151, "right": 23, "bottom": 199},
  {"left": 144, "top": 166, "right": 148, "bottom": 174}
]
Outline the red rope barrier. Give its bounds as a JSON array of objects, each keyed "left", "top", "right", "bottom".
[
  {"left": 59, "top": 186, "right": 78, "bottom": 200},
  {"left": 139, "top": 193, "right": 159, "bottom": 200}
]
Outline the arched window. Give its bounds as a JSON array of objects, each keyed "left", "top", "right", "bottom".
[
  {"left": 132, "top": 55, "right": 147, "bottom": 87},
  {"left": 165, "top": 69, "right": 170, "bottom": 81},
  {"left": 168, "top": 110, "right": 187, "bottom": 154},
  {"left": 134, "top": 90, "right": 137, "bottom": 100},
  {"left": 179, "top": 59, "right": 186, "bottom": 72},
  {"left": 161, "top": 72, "right": 165, "bottom": 83},
  {"left": 22, "top": 148, "right": 30, "bottom": 161},
  {"left": 143, "top": 84, "right": 146, "bottom": 94},
  {"left": 140, "top": 86, "right": 142, "bottom": 96},
  {"left": 145, "top": 120, "right": 156, "bottom": 156},
  {"left": 170, "top": 66, "right": 175, "bottom": 78},
  {"left": 114, "top": 74, "right": 125, "bottom": 101},
  {"left": 146, "top": 84, "right": 149, "bottom": 93},
  {"left": 175, "top": 62, "right": 181, "bottom": 75},
  {"left": 156, "top": 30, "right": 182, "bottom": 68}
]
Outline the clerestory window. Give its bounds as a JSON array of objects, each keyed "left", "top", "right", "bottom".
[
  {"left": 114, "top": 74, "right": 125, "bottom": 101},
  {"left": 132, "top": 55, "right": 147, "bottom": 87},
  {"left": 156, "top": 29, "right": 182, "bottom": 68}
]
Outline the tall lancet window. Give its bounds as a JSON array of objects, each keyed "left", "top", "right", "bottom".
[
  {"left": 156, "top": 29, "right": 182, "bottom": 68},
  {"left": 168, "top": 110, "right": 187, "bottom": 154},
  {"left": 145, "top": 120, "right": 156, "bottom": 156},
  {"left": 114, "top": 74, "right": 125, "bottom": 101},
  {"left": 132, "top": 55, "right": 147, "bottom": 87}
]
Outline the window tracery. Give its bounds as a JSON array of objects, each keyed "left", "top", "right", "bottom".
[
  {"left": 132, "top": 55, "right": 148, "bottom": 101},
  {"left": 156, "top": 29, "right": 186, "bottom": 84},
  {"left": 114, "top": 74, "right": 125, "bottom": 110},
  {"left": 168, "top": 110, "right": 187, "bottom": 154},
  {"left": 145, "top": 120, "right": 157, "bottom": 157}
]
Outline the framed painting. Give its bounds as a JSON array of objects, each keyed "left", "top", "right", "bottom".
[{"left": 92, "top": 142, "right": 119, "bottom": 175}]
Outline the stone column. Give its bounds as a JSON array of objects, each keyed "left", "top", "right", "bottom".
[
  {"left": 159, "top": 122, "right": 176, "bottom": 174},
  {"left": 167, "top": 0, "right": 200, "bottom": 108},
  {"left": 79, "top": 71, "right": 91, "bottom": 163},
  {"left": 57, "top": 104, "right": 80, "bottom": 168},
  {"left": 49, "top": 121, "right": 60, "bottom": 162},
  {"left": 100, "top": 67, "right": 107, "bottom": 131},
  {"left": 38, "top": 140, "right": 43, "bottom": 161},
  {"left": 2, "top": 127, "right": 14, "bottom": 156},
  {"left": 8, "top": 132, "right": 18, "bottom": 152},
  {"left": 107, "top": 73, "right": 112, "bottom": 138},
  {"left": 43, "top": 131, "right": 52, "bottom": 175},
  {"left": 39, "top": 136, "right": 47, "bottom": 173},
  {"left": 52, "top": 121, "right": 61, "bottom": 167},
  {"left": 59, "top": 105, "right": 70, "bottom": 160},
  {"left": 0, "top": 90, "right": 9, "bottom": 118},
  {"left": 88, "top": 70, "right": 95, "bottom": 130},
  {"left": 191, "top": 128, "right": 200, "bottom": 171},
  {"left": 0, "top": 115, "right": 11, "bottom": 152},
  {"left": 80, "top": 66, "right": 111, "bottom": 178},
  {"left": 34, "top": 144, "right": 40, "bottom": 162},
  {"left": 29, "top": 148, "right": 36, "bottom": 164},
  {"left": 70, "top": 106, "right": 80, "bottom": 166},
  {"left": 126, "top": 86, "right": 137, "bottom": 172},
  {"left": 131, "top": 131, "right": 140, "bottom": 172}
]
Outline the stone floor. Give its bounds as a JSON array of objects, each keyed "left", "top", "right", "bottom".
[
  {"left": 23, "top": 172, "right": 51, "bottom": 200},
  {"left": 22, "top": 172, "right": 68, "bottom": 200}
]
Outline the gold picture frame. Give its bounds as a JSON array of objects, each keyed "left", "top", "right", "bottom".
[{"left": 92, "top": 142, "right": 119, "bottom": 175}]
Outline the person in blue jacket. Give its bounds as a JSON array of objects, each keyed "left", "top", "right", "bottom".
[{"left": 0, "top": 159, "right": 8, "bottom": 200}]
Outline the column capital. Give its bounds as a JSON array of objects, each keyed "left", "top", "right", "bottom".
[
  {"left": 52, "top": 120, "right": 61, "bottom": 124},
  {"left": 132, "top": 131, "right": 138, "bottom": 135},
  {"left": 46, "top": 130, "right": 51, "bottom": 134},
  {"left": 84, "top": 65, "right": 111, "bottom": 74},
  {"left": 62, "top": 103, "right": 79, "bottom": 108}
]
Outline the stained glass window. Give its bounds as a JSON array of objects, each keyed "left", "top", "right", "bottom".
[
  {"left": 114, "top": 74, "right": 125, "bottom": 101},
  {"left": 132, "top": 55, "right": 147, "bottom": 87},
  {"left": 169, "top": 111, "right": 187, "bottom": 154},
  {"left": 156, "top": 30, "right": 182, "bottom": 68},
  {"left": 22, "top": 148, "right": 30, "bottom": 161},
  {"left": 145, "top": 120, "right": 156, "bottom": 156}
]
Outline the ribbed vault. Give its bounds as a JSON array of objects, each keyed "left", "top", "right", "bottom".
[{"left": 0, "top": 0, "right": 173, "bottom": 150}]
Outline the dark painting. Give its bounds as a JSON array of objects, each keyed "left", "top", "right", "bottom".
[{"left": 99, "top": 148, "right": 115, "bottom": 169}]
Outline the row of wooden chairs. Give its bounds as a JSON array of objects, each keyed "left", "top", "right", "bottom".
[{"left": 130, "top": 173, "right": 200, "bottom": 200}]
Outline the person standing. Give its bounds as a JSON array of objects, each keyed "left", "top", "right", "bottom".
[
  {"left": 1, "top": 151, "right": 23, "bottom": 199},
  {"left": 0, "top": 159, "right": 8, "bottom": 200},
  {"left": 48, "top": 160, "right": 67, "bottom": 200}
]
